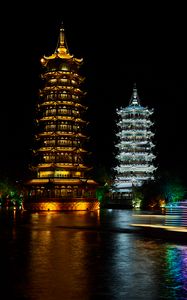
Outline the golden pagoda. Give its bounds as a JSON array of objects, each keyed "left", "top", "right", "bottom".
[{"left": 24, "top": 23, "right": 99, "bottom": 211}]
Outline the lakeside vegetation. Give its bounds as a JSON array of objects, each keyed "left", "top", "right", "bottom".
[
  {"left": 0, "top": 167, "right": 186, "bottom": 211},
  {"left": 93, "top": 166, "right": 187, "bottom": 210}
]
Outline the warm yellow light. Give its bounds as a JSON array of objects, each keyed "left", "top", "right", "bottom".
[
  {"left": 39, "top": 171, "right": 54, "bottom": 177},
  {"left": 24, "top": 201, "right": 100, "bottom": 211},
  {"left": 61, "top": 171, "right": 69, "bottom": 175},
  {"left": 74, "top": 171, "right": 81, "bottom": 176},
  {"left": 159, "top": 199, "right": 166, "bottom": 208},
  {"left": 55, "top": 171, "right": 70, "bottom": 177}
]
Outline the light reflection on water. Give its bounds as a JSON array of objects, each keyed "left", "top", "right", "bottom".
[{"left": 0, "top": 208, "right": 187, "bottom": 299}]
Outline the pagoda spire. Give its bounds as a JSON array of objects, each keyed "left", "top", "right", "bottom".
[
  {"left": 59, "top": 21, "right": 65, "bottom": 48},
  {"left": 42, "top": 21, "right": 83, "bottom": 64},
  {"left": 55, "top": 21, "right": 69, "bottom": 55},
  {"left": 129, "top": 83, "right": 140, "bottom": 106}
]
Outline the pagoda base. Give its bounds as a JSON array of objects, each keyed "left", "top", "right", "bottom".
[{"left": 23, "top": 198, "right": 100, "bottom": 211}]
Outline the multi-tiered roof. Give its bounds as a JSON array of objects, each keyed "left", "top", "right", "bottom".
[
  {"left": 112, "top": 84, "right": 157, "bottom": 197},
  {"left": 36, "top": 24, "right": 89, "bottom": 181},
  {"left": 25, "top": 23, "right": 98, "bottom": 210}
]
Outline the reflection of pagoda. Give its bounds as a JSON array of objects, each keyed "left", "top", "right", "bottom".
[
  {"left": 24, "top": 23, "right": 99, "bottom": 211},
  {"left": 111, "top": 84, "right": 157, "bottom": 207}
]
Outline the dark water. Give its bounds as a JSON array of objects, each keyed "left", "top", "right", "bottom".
[{"left": 0, "top": 208, "right": 187, "bottom": 300}]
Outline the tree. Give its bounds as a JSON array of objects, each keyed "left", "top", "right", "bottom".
[
  {"left": 0, "top": 177, "right": 23, "bottom": 208},
  {"left": 135, "top": 171, "right": 187, "bottom": 210},
  {"left": 137, "top": 180, "right": 162, "bottom": 209},
  {"left": 96, "top": 183, "right": 110, "bottom": 207},
  {"left": 161, "top": 176, "right": 186, "bottom": 203}
]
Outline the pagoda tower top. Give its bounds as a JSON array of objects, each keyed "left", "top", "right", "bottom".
[
  {"left": 41, "top": 22, "right": 83, "bottom": 65},
  {"left": 55, "top": 21, "right": 70, "bottom": 56},
  {"left": 129, "top": 83, "right": 141, "bottom": 106}
]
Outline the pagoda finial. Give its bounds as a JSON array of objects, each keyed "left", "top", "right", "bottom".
[
  {"left": 55, "top": 21, "right": 69, "bottom": 55},
  {"left": 59, "top": 21, "right": 65, "bottom": 47},
  {"left": 129, "top": 83, "right": 140, "bottom": 106},
  {"left": 42, "top": 21, "right": 83, "bottom": 63}
]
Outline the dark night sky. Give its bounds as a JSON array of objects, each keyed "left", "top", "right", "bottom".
[{"left": 0, "top": 3, "right": 186, "bottom": 182}]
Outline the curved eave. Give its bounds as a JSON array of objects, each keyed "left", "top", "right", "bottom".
[
  {"left": 39, "top": 101, "right": 87, "bottom": 110},
  {"left": 41, "top": 54, "right": 83, "bottom": 65},
  {"left": 36, "top": 163, "right": 90, "bottom": 170},
  {"left": 37, "top": 147, "right": 87, "bottom": 152},
  {"left": 38, "top": 116, "right": 86, "bottom": 123},
  {"left": 42, "top": 86, "right": 84, "bottom": 94},
  {"left": 37, "top": 132, "right": 87, "bottom": 138},
  {"left": 42, "top": 71, "right": 85, "bottom": 82},
  {"left": 26, "top": 178, "right": 97, "bottom": 186},
  {"left": 115, "top": 166, "right": 157, "bottom": 171},
  {"left": 118, "top": 109, "right": 154, "bottom": 115}
]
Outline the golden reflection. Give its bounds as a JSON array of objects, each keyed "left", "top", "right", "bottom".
[{"left": 28, "top": 214, "right": 98, "bottom": 298}]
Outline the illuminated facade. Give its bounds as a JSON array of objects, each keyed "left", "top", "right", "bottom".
[
  {"left": 111, "top": 84, "right": 157, "bottom": 206},
  {"left": 24, "top": 23, "right": 99, "bottom": 211}
]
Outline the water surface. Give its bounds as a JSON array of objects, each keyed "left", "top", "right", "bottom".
[{"left": 0, "top": 208, "right": 187, "bottom": 299}]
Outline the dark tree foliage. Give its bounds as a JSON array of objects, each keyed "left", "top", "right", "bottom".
[
  {"left": 134, "top": 170, "right": 187, "bottom": 210},
  {"left": 0, "top": 176, "right": 23, "bottom": 208}
]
